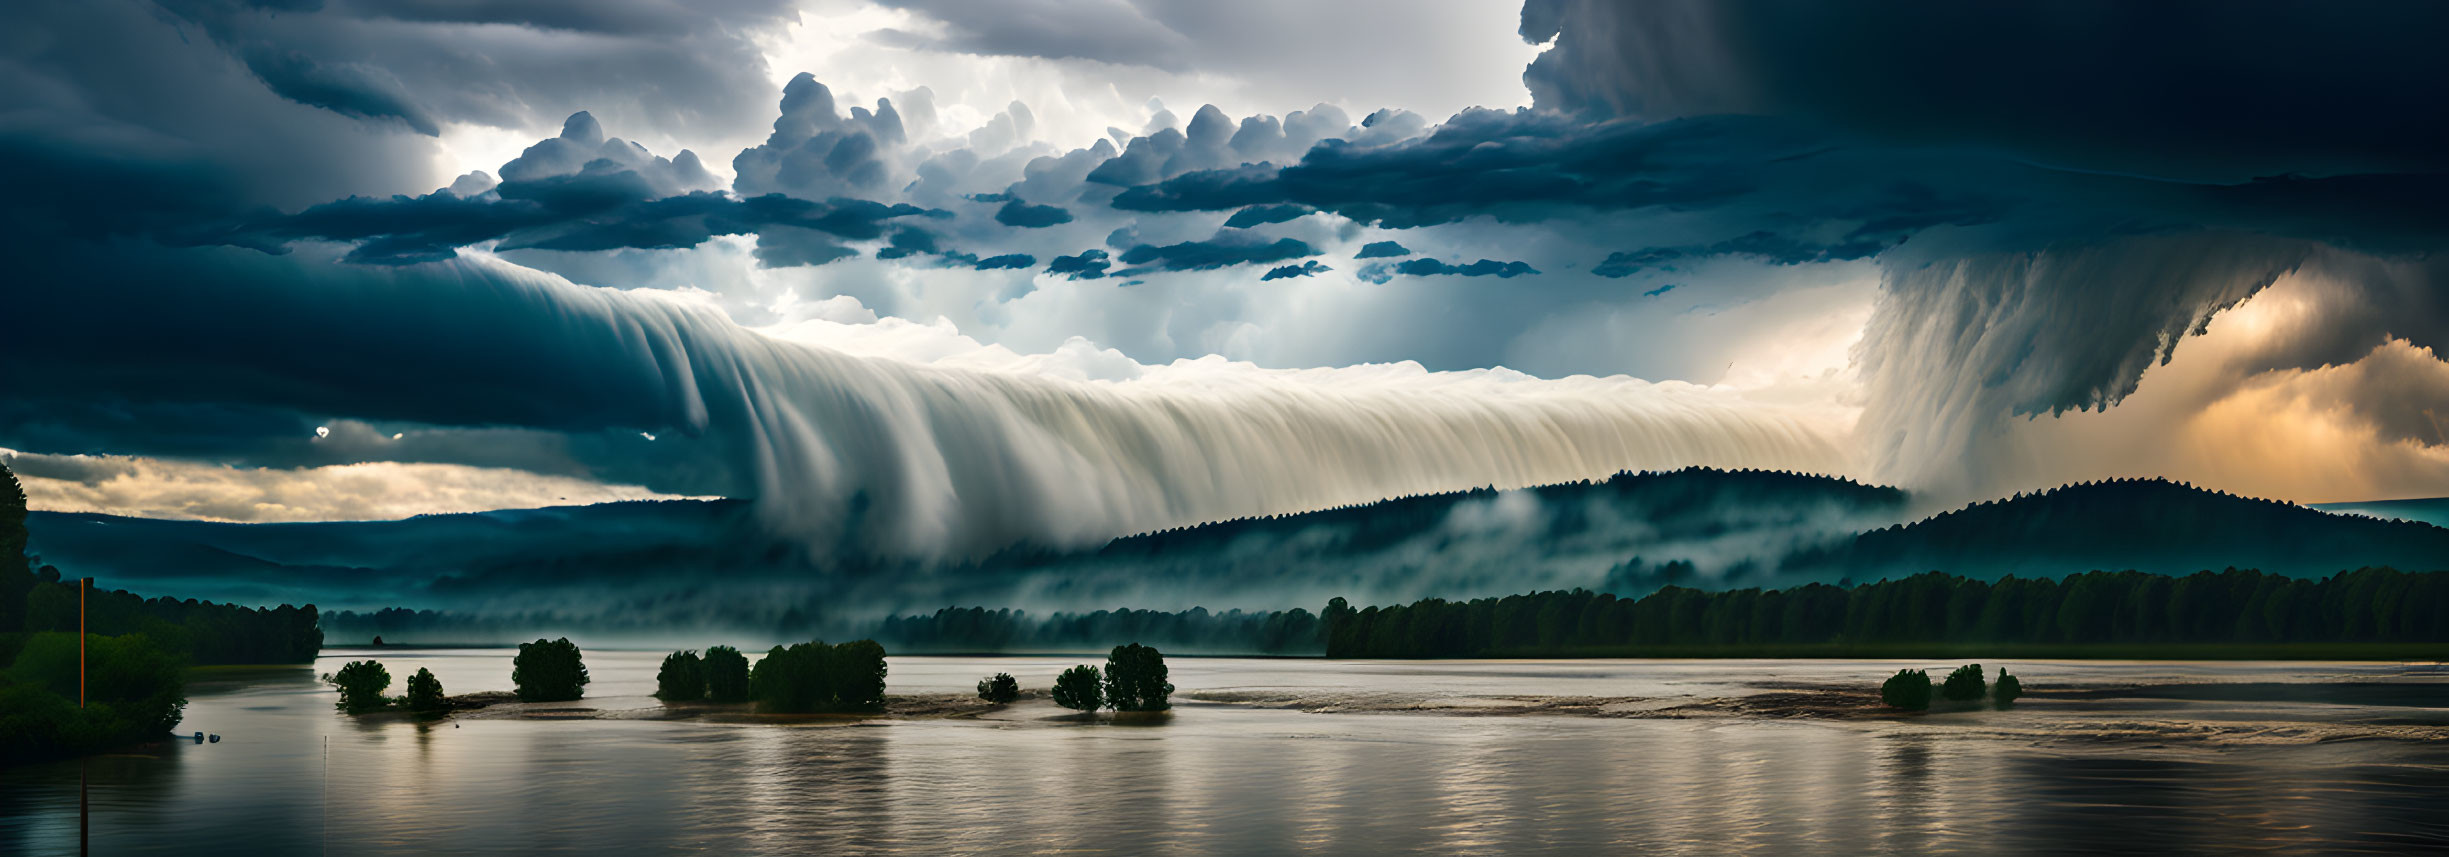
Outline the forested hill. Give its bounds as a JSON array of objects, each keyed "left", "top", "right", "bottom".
[
  {"left": 1788, "top": 479, "right": 2449, "bottom": 581},
  {"left": 1025, "top": 467, "right": 1905, "bottom": 565}
]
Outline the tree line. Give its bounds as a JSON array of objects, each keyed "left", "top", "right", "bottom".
[
  {"left": 1322, "top": 567, "right": 2449, "bottom": 657},
  {"left": 877, "top": 605, "right": 1322, "bottom": 654}
]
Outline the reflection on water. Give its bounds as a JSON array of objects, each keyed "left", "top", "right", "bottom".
[{"left": 5, "top": 651, "right": 2448, "bottom": 855}]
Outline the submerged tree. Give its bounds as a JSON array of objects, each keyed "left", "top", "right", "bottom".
[
  {"left": 1992, "top": 669, "right": 2024, "bottom": 708},
  {"left": 1052, "top": 664, "right": 1104, "bottom": 712},
  {"left": 829, "top": 639, "right": 889, "bottom": 710},
  {"left": 512, "top": 637, "right": 589, "bottom": 702},
  {"left": 1102, "top": 643, "right": 1174, "bottom": 711},
  {"left": 1881, "top": 668, "right": 1932, "bottom": 710},
  {"left": 748, "top": 640, "right": 889, "bottom": 713},
  {"left": 405, "top": 667, "right": 446, "bottom": 713},
  {"left": 327, "top": 660, "right": 392, "bottom": 713},
  {"left": 976, "top": 673, "right": 1020, "bottom": 703},
  {"left": 750, "top": 643, "right": 826, "bottom": 712},
  {"left": 656, "top": 650, "right": 706, "bottom": 701},
  {"left": 1940, "top": 663, "right": 1987, "bottom": 702},
  {"left": 703, "top": 645, "right": 751, "bottom": 703}
]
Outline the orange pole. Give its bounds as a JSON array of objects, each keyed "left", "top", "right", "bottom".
[{"left": 79, "top": 577, "right": 87, "bottom": 709}]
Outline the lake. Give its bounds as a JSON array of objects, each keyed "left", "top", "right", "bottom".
[{"left": 7, "top": 649, "right": 2449, "bottom": 855}]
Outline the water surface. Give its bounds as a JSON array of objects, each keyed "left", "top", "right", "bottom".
[{"left": 6, "top": 650, "right": 2448, "bottom": 855}]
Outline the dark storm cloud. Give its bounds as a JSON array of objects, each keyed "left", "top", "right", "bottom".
[
  {"left": 1259, "top": 261, "right": 1329, "bottom": 281},
  {"left": 972, "top": 253, "right": 1037, "bottom": 270},
  {"left": 1592, "top": 231, "right": 1886, "bottom": 279},
  {"left": 1116, "top": 237, "right": 1317, "bottom": 272},
  {"left": 1508, "top": 0, "right": 2449, "bottom": 486},
  {"left": 3, "top": 0, "right": 799, "bottom": 255},
  {"left": 239, "top": 47, "right": 444, "bottom": 136},
  {"left": 155, "top": 0, "right": 798, "bottom": 147},
  {"left": 230, "top": 183, "right": 941, "bottom": 265},
  {"left": 0, "top": 237, "right": 750, "bottom": 497},
  {"left": 1360, "top": 258, "right": 1538, "bottom": 283},
  {"left": 1046, "top": 249, "right": 1113, "bottom": 280},
  {"left": 1354, "top": 240, "right": 1411, "bottom": 259},
  {"left": 869, "top": 0, "right": 1197, "bottom": 71},
  {"left": 347, "top": 0, "right": 793, "bottom": 37},
  {"left": 1222, "top": 204, "right": 1313, "bottom": 229},
  {"left": 1108, "top": 110, "right": 1817, "bottom": 227},
  {"left": 1518, "top": 0, "right": 2449, "bottom": 180},
  {"left": 994, "top": 200, "right": 1075, "bottom": 228},
  {"left": 1109, "top": 106, "right": 2449, "bottom": 263}
]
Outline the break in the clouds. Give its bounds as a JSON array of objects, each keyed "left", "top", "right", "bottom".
[{"left": 3, "top": 0, "right": 2445, "bottom": 554}]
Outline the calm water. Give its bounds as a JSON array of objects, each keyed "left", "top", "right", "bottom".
[{"left": 6, "top": 650, "right": 2449, "bottom": 855}]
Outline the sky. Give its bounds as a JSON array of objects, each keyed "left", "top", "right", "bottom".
[{"left": 2, "top": 0, "right": 2445, "bottom": 559}]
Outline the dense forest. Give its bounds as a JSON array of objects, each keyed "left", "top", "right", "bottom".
[
  {"left": 876, "top": 605, "right": 1324, "bottom": 654},
  {"left": 2, "top": 562, "right": 322, "bottom": 665},
  {"left": 1323, "top": 567, "right": 2449, "bottom": 658}
]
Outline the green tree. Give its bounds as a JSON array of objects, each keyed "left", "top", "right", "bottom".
[
  {"left": 976, "top": 672, "right": 1019, "bottom": 703},
  {"left": 749, "top": 642, "right": 829, "bottom": 712},
  {"left": 326, "top": 660, "right": 393, "bottom": 713},
  {"left": 1940, "top": 663, "right": 1987, "bottom": 702},
  {"left": 1, "top": 632, "right": 188, "bottom": 761},
  {"left": 404, "top": 667, "right": 447, "bottom": 713},
  {"left": 828, "top": 639, "right": 889, "bottom": 710},
  {"left": 702, "top": 645, "right": 751, "bottom": 702},
  {"left": 656, "top": 650, "right": 706, "bottom": 701},
  {"left": 746, "top": 640, "right": 890, "bottom": 712},
  {"left": 1992, "top": 669, "right": 2024, "bottom": 708},
  {"left": 1880, "top": 668, "right": 1931, "bottom": 710},
  {"left": 1052, "top": 664, "right": 1104, "bottom": 711},
  {"left": 511, "top": 637, "right": 589, "bottom": 702},
  {"left": 0, "top": 462, "right": 29, "bottom": 634},
  {"left": 1102, "top": 643, "right": 1174, "bottom": 711}
]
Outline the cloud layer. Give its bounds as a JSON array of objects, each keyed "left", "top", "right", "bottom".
[{"left": 4, "top": 0, "right": 2445, "bottom": 566}]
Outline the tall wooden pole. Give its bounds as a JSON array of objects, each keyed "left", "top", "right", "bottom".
[{"left": 80, "top": 576, "right": 87, "bottom": 709}]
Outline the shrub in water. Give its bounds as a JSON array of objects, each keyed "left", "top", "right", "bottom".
[
  {"left": 977, "top": 672, "right": 1020, "bottom": 703},
  {"left": 656, "top": 650, "right": 706, "bottom": 701},
  {"left": 747, "top": 640, "right": 890, "bottom": 712},
  {"left": 327, "top": 660, "right": 392, "bottom": 713},
  {"left": 512, "top": 637, "right": 589, "bottom": 702},
  {"left": 828, "top": 640, "right": 889, "bottom": 710},
  {"left": 1993, "top": 669, "right": 2024, "bottom": 708},
  {"left": 702, "top": 645, "right": 751, "bottom": 703},
  {"left": 1052, "top": 664, "right": 1104, "bottom": 711},
  {"left": 405, "top": 667, "right": 446, "bottom": 713},
  {"left": 1881, "top": 668, "right": 1932, "bottom": 710},
  {"left": 1102, "top": 643, "right": 1175, "bottom": 712},
  {"left": 1941, "top": 663, "right": 1987, "bottom": 702}
]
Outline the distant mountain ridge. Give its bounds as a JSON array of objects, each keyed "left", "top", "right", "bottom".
[{"left": 23, "top": 472, "right": 2449, "bottom": 638}]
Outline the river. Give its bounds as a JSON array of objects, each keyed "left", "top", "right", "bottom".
[{"left": 6, "top": 649, "right": 2448, "bottom": 855}]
